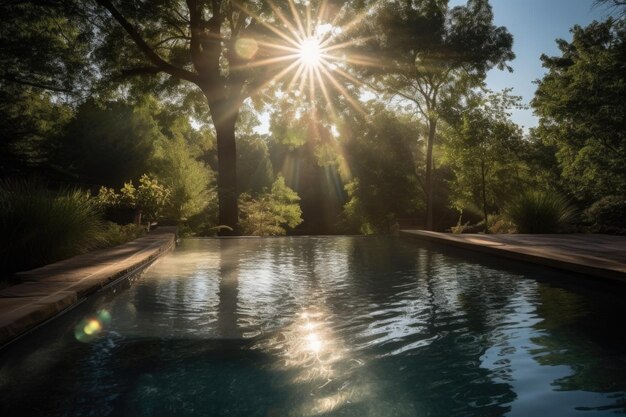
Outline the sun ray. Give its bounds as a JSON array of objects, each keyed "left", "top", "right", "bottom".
[
  {"left": 287, "top": 60, "right": 304, "bottom": 91},
  {"left": 232, "top": 53, "right": 300, "bottom": 70},
  {"left": 230, "top": 0, "right": 374, "bottom": 134},
  {"left": 321, "top": 36, "right": 374, "bottom": 52},
  {"left": 245, "top": 59, "right": 302, "bottom": 99},
  {"left": 232, "top": 0, "right": 302, "bottom": 48},
  {"left": 323, "top": 62, "right": 369, "bottom": 89},
  {"left": 287, "top": 0, "right": 307, "bottom": 40},
  {"left": 306, "top": 0, "right": 313, "bottom": 38},
  {"left": 318, "top": 63, "right": 368, "bottom": 117},
  {"left": 286, "top": 61, "right": 308, "bottom": 92},
  {"left": 265, "top": 0, "right": 305, "bottom": 43},
  {"left": 313, "top": 65, "right": 338, "bottom": 122}
]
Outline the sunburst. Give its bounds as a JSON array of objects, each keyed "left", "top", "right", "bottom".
[
  {"left": 233, "top": 0, "right": 380, "bottom": 115},
  {"left": 231, "top": 0, "right": 383, "bottom": 192}
]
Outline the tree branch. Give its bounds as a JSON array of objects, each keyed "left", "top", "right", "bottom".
[
  {"left": 118, "top": 66, "right": 163, "bottom": 77},
  {"left": 1, "top": 74, "right": 73, "bottom": 93},
  {"left": 94, "top": 0, "right": 200, "bottom": 85}
]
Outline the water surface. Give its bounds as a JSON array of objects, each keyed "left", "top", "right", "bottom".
[{"left": 1, "top": 237, "right": 625, "bottom": 416}]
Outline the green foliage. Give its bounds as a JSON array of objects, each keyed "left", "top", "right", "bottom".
[
  {"left": 0, "top": 1, "right": 92, "bottom": 94},
  {"left": 119, "top": 174, "right": 171, "bottom": 226},
  {"left": 342, "top": 104, "right": 423, "bottom": 233},
  {"left": 53, "top": 99, "right": 162, "bottom": 187},
  {"left": 487, "top": 213, "right": 517, "bottom": 234},
  {"left": 0, "top": 89, "right": 73, "bottom": 176},
  {"left": 55, "top": 97, "right": 216, "bottom": 226},
  {"left": 583, "top": 196, "right": 626, "bottom": 234},
  {"left": 533, "top": 19, "right": 626, "bottom": 201},
  {"left": 239, "top": 176, "right": 303, "bottom": 236},
  {"left": 442, "top": 90, "right": 528, "bottom": 231},
  {"left": 506, "top": 190, "right": 576, "bottom": 234},
  {"left": 100, "top": 222, "right": 146, "bottom": 246},
  {"left": 94, "top": 186, "right": 119, "bottom": 208},
  {"left": 151, "top": 134, "right": 214, "bottom": 221},
  {"left": 0, "top": 179, "right": 105, "bottom": 276},
  {"left": 236, "top": 133, "right": 275, "bottom": 195},
  {"left": 350, "top": 0, "right": 515, "bottom": 229}
]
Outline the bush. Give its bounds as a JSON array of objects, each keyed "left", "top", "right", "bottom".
[
  {"left": 583, "top": 196, "right": 626, "bottom": 234},
  {"left": 100, "top": 222, "right": 146, "bottom": 246},
  {"left": 239, "top": 176, "right": 303, "bottom": 236},
  {"left": 506, "top": 190, "right": 576, "bottom": 233},
  {"left": 95, "top": 174, "right": 171, "bottom": 230},
  {"left": 0, "top": 179, "right": 106, "bottom": 276},
  {"left": 487, "top": 213, "right": 517, "bottom": 234}
]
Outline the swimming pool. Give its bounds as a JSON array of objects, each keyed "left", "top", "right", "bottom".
[{"left": 1, "top": 237, "right": 625, "bottom": 416}]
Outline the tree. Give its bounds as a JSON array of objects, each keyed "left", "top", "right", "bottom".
[
  {"left": 442, "top": 91, "right": 527, "bottom": 232},
  {"left": 532, "top": 19, "right": 626, "bottom": 202},
  {"left": 354, "top": 0, "right": 514, "bottom": 230},
  {"left": 267, "top": 93, "right": 350, "bottom": 234},
  {"left": 342, "top": 102, "right": 423, "bottom": 233},
  {"left": 0, "top": 1, "right": 91, "bottom": 94},
  {"left": 239, "top": 175, "right": 302, "bottom": 235},
  {"left": 57, "top": 97, "right": 216, "bottom": 224},
  {"left": 0, "top": 1, "right": 90, "bottom": 177},
  {"left": 86, "top": 0, "right": 332, "bottom": 234},
  {"left": 594, "top": 0, "right": 626, "bottom": 17},
  {"left": 119, "top": 174, "right": 171, "bottom": 229},
  {"left": 54, "top": 99, "right": 160, "bottom": 187}
]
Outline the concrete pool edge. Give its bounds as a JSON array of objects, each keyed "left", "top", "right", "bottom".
[
  {"left": 400, "top": 230, "right": 626, "bottom": 283},
  {"left": 0, "top": 227, "right": 177, "bottom": 347}
]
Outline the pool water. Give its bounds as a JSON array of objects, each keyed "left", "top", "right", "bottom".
[{"left": 1, "top": 237, "right": 626, "bottom": 416}]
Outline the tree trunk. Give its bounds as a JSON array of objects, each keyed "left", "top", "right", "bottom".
[
  {"left": 424, "top": 118, "right": 437, "bottom": 231},
  {"left": 481, "top": 159, "right": 488, "bottom": 234},
  {"left": 209, "top": 99, "right": 240, "bottom": 235}
]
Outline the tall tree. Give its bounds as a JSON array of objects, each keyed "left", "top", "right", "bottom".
[
  {"left": 442, "top": 90, "right": 527, "bottom": 232},
  {"left": 532, "top": 19, "right": 626, "bottom": 202},
  {"left": 342, "top": 102, "right": 423, "bottom": 234},
  {"left": 87, "top": 0, "right": 330, "bottom": 233},
  {"left": 353, "top": 0, "right": 514, "bottom": 230}
]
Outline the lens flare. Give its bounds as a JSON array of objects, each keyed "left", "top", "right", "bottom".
[
  {"left": 74, "top": 309, "right": 111, "bottom": 343},
  {"left": 235, "top": 38, "right": 259, "bottom": 60},
  {"left": 83, "top": 319, "right": 101, "bottom": 336}
]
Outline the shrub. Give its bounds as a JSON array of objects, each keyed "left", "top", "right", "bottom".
[
  {"left": 239, "top": 176, "right": 303, "bottom": 236},
  {"left": 506, "top": 190, "right": 576, "bottom": 233},
  {"left": 100, "top": 222, "right": 146, "bottom": 246},
  {"left": 96, "top": 174, "right": 171, "bottom": 230},
  {"left": 487, "top": 213, "right": 517, "bottom": 234},
  {"left": 583, "top": 196, "right": 626, "bottom": 234},
  {"left": 0, "top": 179, "right": 106, "bottom": 276}
]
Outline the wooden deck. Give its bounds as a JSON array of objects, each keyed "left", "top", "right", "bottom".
[{"left": 400, "top": 230, "right": 626, "bottom": 282}]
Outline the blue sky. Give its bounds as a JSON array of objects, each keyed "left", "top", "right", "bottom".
[{"left": 465, "top": 0, "right": 608, "bottom": 130}]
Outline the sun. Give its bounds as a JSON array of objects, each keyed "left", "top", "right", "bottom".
[
  {"left": 232, "top": 0, "right": 380, "bottom": 115},
  {"left": 298, "top": 38, "right": 322, "bottom": 67}
]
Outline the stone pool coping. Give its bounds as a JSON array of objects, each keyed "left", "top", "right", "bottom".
[
  {"left": 400, "top": 230, "right": 626, "bottom": 283},
  {"left": 0, "top": 227, "right": 177, "bottom": 347}
]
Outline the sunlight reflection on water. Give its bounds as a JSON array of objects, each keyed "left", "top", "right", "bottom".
[{"left": 1, "top": 237, "right": 626, "bottom": 417}]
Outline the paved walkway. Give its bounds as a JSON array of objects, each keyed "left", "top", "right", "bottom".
[
  {"left": 400, "top": 230, "right": 626, "bottom": 282},
  {"left": 0, "top": 227, "right": 176, "bottom": 347}
]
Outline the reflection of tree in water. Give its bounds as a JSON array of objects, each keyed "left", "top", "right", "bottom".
[
  {"left": 336, "top": 237, "right": 519, "bottom": 416},
  {"left": 217, "top": 239, "right": 243, "bottom": 340},
  {"left": 530, "top": 283, "right": 626, "bottom": 398}
]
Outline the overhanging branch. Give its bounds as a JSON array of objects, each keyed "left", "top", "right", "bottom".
[{"left": 95, "top": 0, "right": 200, "bottom": 85}]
